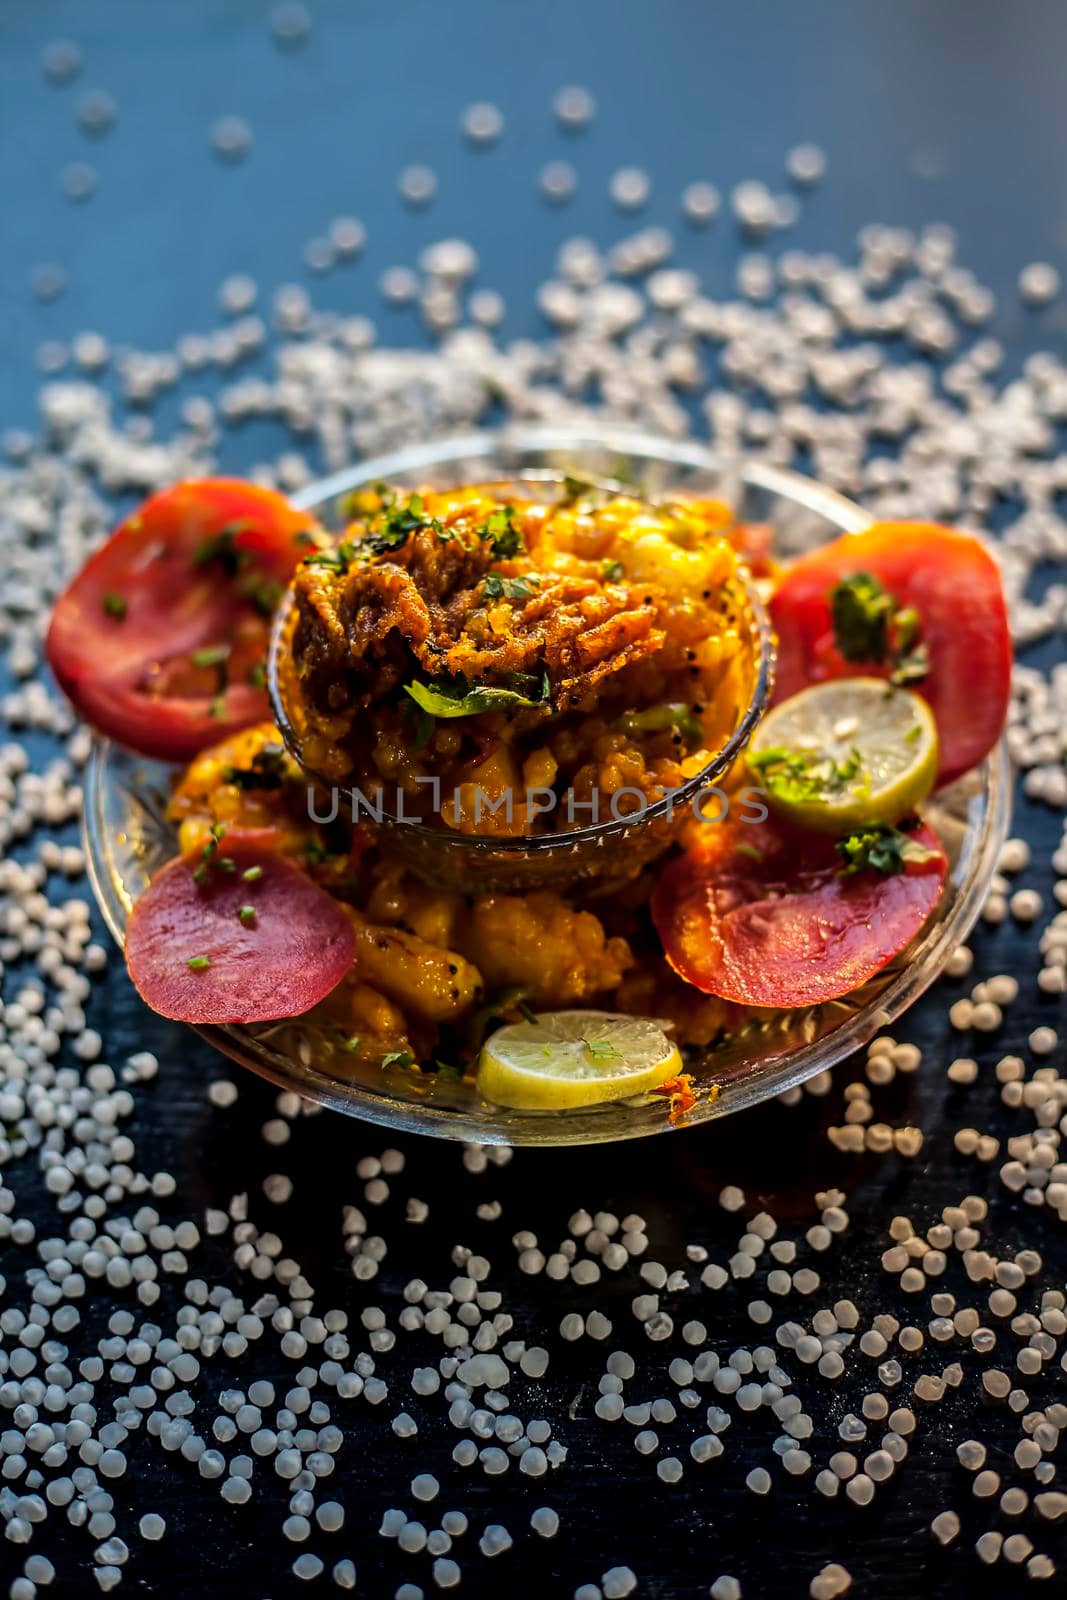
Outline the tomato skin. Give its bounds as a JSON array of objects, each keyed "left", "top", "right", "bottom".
[
  {"left": 770, "top": 522, "right": 1011, "bottom": 785},
  {"left": 651, "top": 813, "right": 947, "bottom": 1008},
  {"left": 125, "top": 843, "right": 355, "bottom": 1025},
  {"left": 46, "top": 479, "right": 317, "bottom": 762}
]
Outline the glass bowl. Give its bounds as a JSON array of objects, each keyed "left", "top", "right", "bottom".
[
  {"left": 267, "top": 467, "right": 774, "bottom": 892},
  {"left": 82, "top": 425, "right": 1010, "bottom": 1146}
]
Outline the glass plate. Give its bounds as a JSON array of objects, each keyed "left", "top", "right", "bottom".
[{"left": 82, "top": 425, "right": 1011, "bottom": 1146}]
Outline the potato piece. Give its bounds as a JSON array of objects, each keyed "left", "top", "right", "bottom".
[
  {"left": 459, "top": 892, "right": 632, "bottom": 1008},
  {"left": 364, "top": 865, "right": 463, "bottom": 947},
  {"left": 348, "top": 911, "right": 483, "bottom": 1023},
  {"left": 312, "top": 980, "right": 425, "bottom": 1075}
]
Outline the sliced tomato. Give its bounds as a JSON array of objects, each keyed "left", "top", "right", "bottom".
[
  {"left": 770, "top": 522, "right": 1010, "bottom": 785},
  {"left": 46, "top": 479, "right": 319, "bottom": 761},
  {"left": 125, "top": 843, "right": 355, "bottom": 1025},
  {"left": 651, "top": 813, "right": 947, "bottom": 1008}
]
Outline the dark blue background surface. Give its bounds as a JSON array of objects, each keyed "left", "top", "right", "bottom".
[
  {"left": 1, "top": 5, "right": 1066, "bottom": 1598},
  {"left": 3, "top": 0, "right": 1067, "bottom": 434}
]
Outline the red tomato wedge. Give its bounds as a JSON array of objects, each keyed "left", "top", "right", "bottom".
[
  {"left": 651, "top": 814, "right": 948, "bottom": 1008},
  {"left": 46, "top": 479, "right": 319, "bottom": 762},
  {"left": 770, "top": 522, "right": 1010, "bottom": 785},
  {"left": 125, "top": 844, "right": 355, "bottom": 1025}
]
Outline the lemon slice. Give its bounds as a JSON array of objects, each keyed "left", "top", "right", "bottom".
[
  {"left": 477, "top": 1011, "right": 682, "bottom": 1110},
  {"left": 747, "top": 677, "right": 939, "bottom": 834}
]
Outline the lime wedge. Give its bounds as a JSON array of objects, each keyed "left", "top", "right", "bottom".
[
  {"left": 478, "top": 1011, "right": 682, "bottom": 1110},
  {"left": 747, "top": 677, "right": 939, "bottom": 834}
]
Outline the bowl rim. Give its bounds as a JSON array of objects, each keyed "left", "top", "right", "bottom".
[
  {"left": 82, "top": 426, "right": 1012, "bottom": 1144},
  {"left": 268, "top": 439, "right": 779, "bottom": 855}
]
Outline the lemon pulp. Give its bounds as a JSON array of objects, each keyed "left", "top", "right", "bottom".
[
  {"left": 478, "top": 1011, "right": 682, "bottom": 1110},
  {"left": 747, "top": 677, "right": 939, "bottom": 834}
]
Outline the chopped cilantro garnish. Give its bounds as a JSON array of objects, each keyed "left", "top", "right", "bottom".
[
  {"left": 617, "top": 702, "right": 703, "bottom": 744},
  {"left": 405, "top": 669, "right": 551, "bottom": 718},
  {"left": 193, "top": 522, "right": 253, "bottom": 574},
  {"left": 191, "top": 644, "right": 229, "bottom": 669},
  {"left": 601, "top": 559, "right": 624, "bottom": 581},
  {"left": 247, "top": 661, "right": 266, "bottom": 689},
  {"left": 381, "top": 1050, "right": 415, "bottom": 1070},
  {"left": 302, "top": 549, "right": 347, "bottom": 570},
  {"left": 241, "top": 864, "right": 264, "bottom": 882},
  {"left": 222, "top": 743, "right": 287, "bottom": 791},
  {"left": 186, "top": 955, "right": 211, "bottom": 971},
  {"left": 237, "top": 905, "right": 256, "bottom": 927},
  {"left": 478, "top": 506, "right": 524, "bottom": 558},
  {"left": 830, "top": 571, "right": 893, "bottom": 661},
  {"left": 102, "top": 591, "right": 127, "bottom": 620},
  {"left": 830, "top": 571, "right": 931, "bottom": 686},
  {"left": 366, "top": 492, "right": 440, "bottom": 555},
  {"left": 561, "top": 473, "right": 594, "bottom": 503},
  {"left": 748, "top": 745, "right": 865, "bottom": 804},
  {"left": 483, "top": 573, "right": 538, "bottom": 602},
  {"left": 836, "top": 821, "right": 940, "bottom": 876}
]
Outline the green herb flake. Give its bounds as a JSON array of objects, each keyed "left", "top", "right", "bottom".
[
  {"left": 193, "top": 522, "right": 253, "bottom": 574},
  {"left": 237, "top": 905, "right": 256, "bottom": 927},
  {"left": 617, "top": 702, "right": 703, "bottom": 744},
  {"left": 748, "top": 744, "right": 865, "bottom": 805},
  {"left": 191, "top": 644, "right": 229, "bottom": 669},
  {"left": 102, "top": 591, "right": 127, "bottom": 620},
  {"left": 186, "top": 955, "right": 211, "bottom": 972},
  {"left": 381, "top": 1049, "right": 415, "bottom": 1070},
  {"left": 366, "top": 492, "right": 440, "bottom": 555},
  {"left": 483, "top": 573, "right": 537, "bottom": 603},
  {"left": 830, "top": 570, "right": 930, "bottom": 686},
  {"left": 890, "top": 643, "right": 931, "bottom": 687},
  {"left": 601, "top": 558, "right": 624, "bottom": 582},
  {"left": 222, "top": 743, "right": 287, "bottom": 792},
  {"left": 478, "top": 506, "right": 524, "bottom": 558},
  {"left": 830, "top": 571, "right": 894, "bottom": 662},
  {"left": 241, "top": 864, "right": 264, "bottom": 882},
  {"left": 836, "top": 821, "right": 941, "bottom": 876},
  {"left": 405, "top": 670, "right": 551, "bottom": 719},
  {"left": 584, "top": 1038, "right": 619, "bottom": 1062}
]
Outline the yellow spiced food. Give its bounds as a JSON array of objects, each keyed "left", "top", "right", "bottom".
[
  {"left": 282, "top": 480, "right": 757, "bottom": 837},
  {"left": 165, "top": 478, "right": 759, "bottom": 1083}
]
